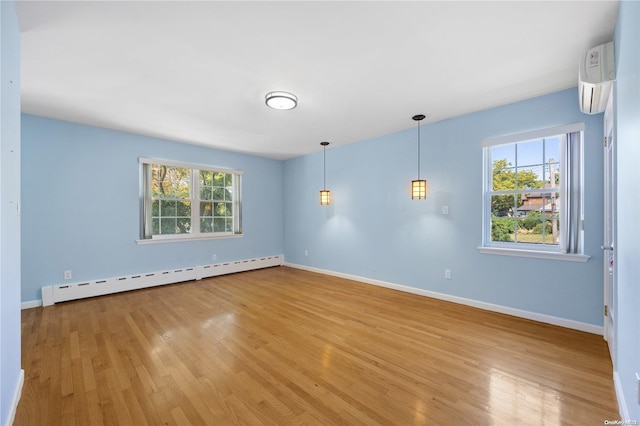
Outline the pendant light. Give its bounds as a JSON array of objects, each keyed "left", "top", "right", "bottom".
[
  {"left": 320, "top": 142, "right": 331, "bottom": 205},
  {"left": 411, "top": 114, "right": 427, "bottom": 199}
]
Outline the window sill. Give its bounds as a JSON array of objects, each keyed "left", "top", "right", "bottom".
[
  {"left": 477, "top": 246, "right": 590, "bottom": 262},
  {"left": 136, "top": 233, "right": 243, "bottom": 244}
]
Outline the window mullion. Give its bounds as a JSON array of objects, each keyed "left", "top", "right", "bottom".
[{"left": 192, "top": 169, "right": 199, "bottom": 235}]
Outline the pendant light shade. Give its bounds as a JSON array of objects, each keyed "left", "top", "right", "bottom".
[
  {"left": 320, "top": 142, "right": 331, "bottom": 205},
  {"left": 412, "top": 179, "right": 428, "bottom": 199},
  {"left": 320, "top": 189, "right": 331, "bottom": 205},
  {"left": 411, "top": 114, "right": 427, "bottom": 199}
]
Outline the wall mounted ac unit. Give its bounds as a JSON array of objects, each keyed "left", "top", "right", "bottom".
[{"left": 579, "top": 41, "right": 615, "bottom": 114}]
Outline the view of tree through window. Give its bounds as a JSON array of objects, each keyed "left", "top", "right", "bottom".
[
  {"left": 199, "top": 171, "right": 233, "bottom": 233},
  {"left": 489, "top": 137, "right": 560, "bottom": 245},
  {"left": 152, "top": 165, "right": 192, "bottom": 235},
  {"left": 141, "top": 159, "right": 242, "bottom": 240}
]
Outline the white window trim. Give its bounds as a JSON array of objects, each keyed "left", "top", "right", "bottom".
[
  {"left": 481, "top": 123, "right": 584, "bottom": 148},
  {"left": 480, "top": 123, "right": 587, "bottom": 260},
  {"left": 138, "top": 157, "right": 244, "bottom": 176},
  {"left": 477, "top": 246, "right": 590, "bottom": 262},
  {"left": 136, "top": 233, "right": 244, "bottom": 244},
  {"left": 137, "top": 157, "right": 243, "bottom": 243}
]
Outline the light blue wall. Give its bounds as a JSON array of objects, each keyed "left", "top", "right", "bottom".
[
  {"left": 613, "top": 1, "right": 640, "bottom": 420},
  {"left": 0, "top": 1, "right": 22, "bottom": 425},
  {"left": 284, "top": 88, "right": 605, "bottom": 326},
  {"left": 21, "top": 115, "right": 284, "bottom": 303}
]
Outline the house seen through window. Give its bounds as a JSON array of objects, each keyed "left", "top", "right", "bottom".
[
  {"left": 482, "top": 124, "right": 584, "bottom": 256},
  {"left": 490, "top": 138, "right": 560, "bottom": 245}
]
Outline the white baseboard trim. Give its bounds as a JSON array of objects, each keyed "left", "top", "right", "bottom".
[
  {"left": 5, "top": 369, "right": 24, "bottom": 426},
  {"left": 614, "top": 371, "right": 629, "bottom": 421},
  {"left": 40, "top": 255, "right": 284, "bottom": 306},
  {"left": 21, "top": 300, "right": 42, "bottom": 310},
  {"left": 285, "top": 262, "right": 604, "bottom": 335}
]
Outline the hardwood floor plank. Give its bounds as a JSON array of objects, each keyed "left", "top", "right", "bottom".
[
  {"left": 170, "top": 406, "right": 191, "bottom": 426},
  {"left": 15, "top": 266, "right": 618, "bottom": 425}
]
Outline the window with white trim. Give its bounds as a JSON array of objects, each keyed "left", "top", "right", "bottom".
[
  {"left": 481, "top": 124, "right": 584, "bottom": 256},
  {"left": 139, "top": 158, "right": 242, "bottom": 241}
]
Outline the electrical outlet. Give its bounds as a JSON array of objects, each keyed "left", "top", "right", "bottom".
[
  {"left": 304, "top": 250, "right": 308, "bottom": 257},
  {"left": 64, "top": 270, "right": 72, "bottom": 280},
  {"left": 444, "top": 269, "right": 451, "bottom": 279},
  {"left": 212, "top": 254, "right": 217, "bottom": 262},
  {"left": 442, "top": 205, "right": 449, "bottom": 215}
]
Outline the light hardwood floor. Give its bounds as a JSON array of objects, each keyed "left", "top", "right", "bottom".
[{"left": 15, "top": 266, "right": 619, "bottom": 425}]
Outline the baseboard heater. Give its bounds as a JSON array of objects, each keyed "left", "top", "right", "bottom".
[{"left": 41, "top": 255, "right": 284, "bottom": 306}]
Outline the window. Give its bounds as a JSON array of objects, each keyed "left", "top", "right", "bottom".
[
  {"left": 480, "top": 123, "right": 587, "bottom": 260},
  {"left": 139, "top": 158, "right": 242, "bottom": 242}
]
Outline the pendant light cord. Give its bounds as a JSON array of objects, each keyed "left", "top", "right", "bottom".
[
  {"left": 321, "top": 141, "right": 329, "bottom": 191},
  {"left": 323, "top": 145, "right": 327, "bottom": 190},
  {"left": 417, "top": 121, "right": 421, "bottom": 180},
  {"left": 412, "top": 114, "right": 425, "bottom": 180}
]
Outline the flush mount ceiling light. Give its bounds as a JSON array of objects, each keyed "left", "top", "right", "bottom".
[
  {"left": 411, "top": 114, "right": 428, "bottom": 200},
  {"left": 320, "top": 141, "right": 331, "bottom": 205},
  {"left": 265, "top": 91, "right": 298, "bottom": 110}
]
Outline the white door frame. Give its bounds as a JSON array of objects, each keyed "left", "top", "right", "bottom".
[{"left": 603, "top": 89, "right": 616, "bottom": 365}]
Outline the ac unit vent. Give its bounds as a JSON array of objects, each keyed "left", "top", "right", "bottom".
[{"left": 578, "top": 41, "right": 615, "bottom": 114}]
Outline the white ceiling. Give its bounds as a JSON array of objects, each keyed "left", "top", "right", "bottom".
[{"left": 15, "top": 1, "right": 619, "bottom": 160}]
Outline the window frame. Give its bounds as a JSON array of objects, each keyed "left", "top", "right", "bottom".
[
  {"left": 479, "top": 123, "right": 589, "bottom": 262},
  {"left": 137, "top": 157, "right": 243, "bottom": 244}
]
